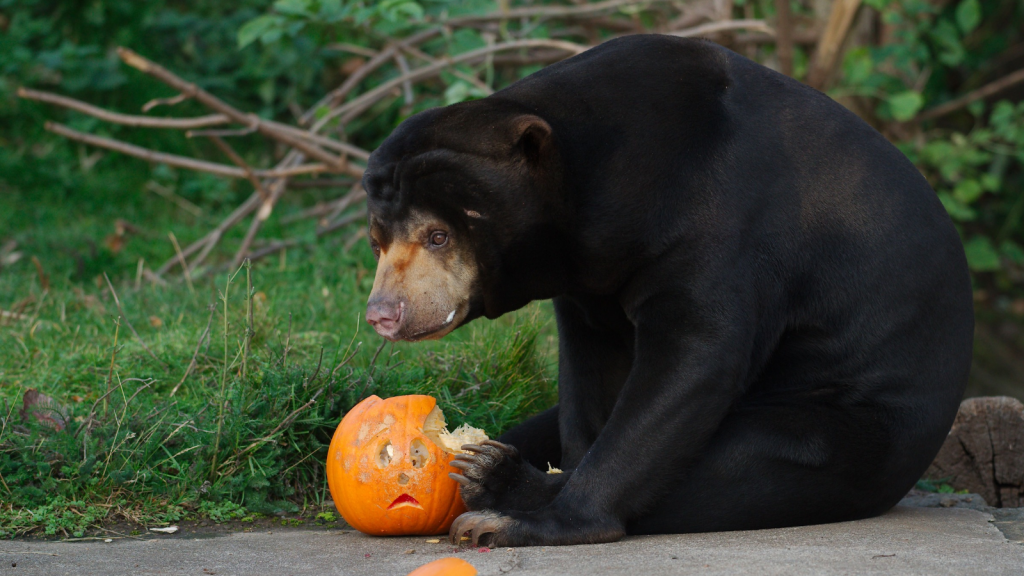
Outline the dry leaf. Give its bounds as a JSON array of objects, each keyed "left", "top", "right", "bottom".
[{"left": 20, "top": 388, "right": 67, "bottom": 431}]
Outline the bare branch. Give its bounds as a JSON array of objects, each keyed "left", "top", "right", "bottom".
[
  {"left": 301, "top": 27, "right": 444, "bottom": 126},
  {"left": 247, "top": 210, "right": 367, "bottom": 263},
  {"left": 326, "top": 42, "right": 380, "bottom": 58},
  {"left": 44, "top": 121, "right": 327, "bottom": 179},
  {"left": 186, "top": 126, "right": 257, "bottom": 138},
  {"left": 441, "top": 0, "right": 661, "bottom": 25},
  {"left": 230, "top": 176, "right": 292, "bottom": 270},
  {"left": 156, "top": 193, "right": 261, "bottom": 275},
  {"left": 142, "top": 92, "right": 192, "bottom": 112},
  {"left": 399, "top": 44, "right": 493, "bottom": 95},
  {"left": 314, "top": 39, "right": 588, "bottom": 131},
  {"left": 282, "top": 183, "right": 367, "bottom": 224},
  {"left": 117, "top": 47, "right": 347, "bottom": 171},
  {"left": 264, "top": 120, "right": 371, "bottom": 163},
  {"left": 208, "top": 135, "right": 271, "bottom": 203},
  {"left": 394, "top": 53, "right": 415, "bottom": 106},
  {"left": 19, "top": 87, "right": 228, "bottom": 129},
  {"left": 286, "top": 178, "right": 355, "bottom": 189},
  {"left": 668, "top": 19, "right": 774, "bottom": 37},
  {"left": 917, "top": 67, "right": 1024, "bottom": 122}
]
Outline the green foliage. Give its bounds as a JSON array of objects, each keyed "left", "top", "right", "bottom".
[
  {"left": 315, "top": 510, "right": 338, "bottom": 523},
  {"left": 915, "top": 478, "right": 970, "bottom": 495},
  {"left": 0, "top": 498, "right": 107, "bottom": 538},
  {"left": 836, "top": 0, "right": 1024, "bottom": 283},
  {"left": 198, "top": 501, "right": 249, "bottom": 523}
]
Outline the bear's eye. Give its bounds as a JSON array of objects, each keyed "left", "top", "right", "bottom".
[
  {"left": 429, "top": 231, "right": 448, "bottom": 247},
  {"left": 369, "top": 241, "right": 381, "bottom": 259}
]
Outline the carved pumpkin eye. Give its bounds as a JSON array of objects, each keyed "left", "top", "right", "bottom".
[
  {"left": 377, "top": 441, "right": 393, "bottom": 468},
  {"left": 429, "top": 231, "right": 448, "bottom": 247},
  {"left": 410, "top": 438, "right": 430, "bottom": 468}
]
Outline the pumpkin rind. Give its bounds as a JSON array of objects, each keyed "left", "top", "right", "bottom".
[
  {"left": 406, "top": 557, "right": 478, "bottom": 576},
  {"left": 326, "top": 395, "right": 468, "bottom": 535}
]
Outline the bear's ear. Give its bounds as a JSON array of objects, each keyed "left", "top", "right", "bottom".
[{"left": 510, "top": 115, "right": 552, "bottom": 164}]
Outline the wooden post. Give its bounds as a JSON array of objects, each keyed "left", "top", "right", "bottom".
[
  {"left": 775, "top": 0, "right": 794, "bottom": 76},
  {"left": 807, "top": 0, "right": 863, "bottom": 89}
]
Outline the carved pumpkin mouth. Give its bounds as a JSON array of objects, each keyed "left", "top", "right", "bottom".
[{"left": 387, "top": 493, "right": 423, "bottom": 510}]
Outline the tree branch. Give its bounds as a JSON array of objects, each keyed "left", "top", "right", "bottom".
[
  {"left": 668, "top": 19, "right": 774, "bottom": 37},
  {"left": 917, "top": 67, "right": 1024, "bottom": 122},
  {"left": 313, "top": 39, "right": 588, "bottom": 130},
  {"left": 19, "top": 87, "right": 229, "bottom": 129},
  {"left": 441, "top": 0, "right": 661, "bottom": 25},
  {"left": 44, "top": 121, "right": 326, "bottom": 179},
  {"left": 117, "top": 47, "right": 347, "bottom": 172},
  {"left": 301, "top": 28, "right": 444, "bottom": 126}
]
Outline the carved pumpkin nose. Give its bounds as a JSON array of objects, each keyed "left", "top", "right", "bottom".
[{"left": 366, "top": 300, "right": 403, "bottom": 337}]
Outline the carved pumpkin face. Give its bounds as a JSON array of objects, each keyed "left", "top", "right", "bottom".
[{"left": 326, "top": 395, "right": 471, "bottom": 535}]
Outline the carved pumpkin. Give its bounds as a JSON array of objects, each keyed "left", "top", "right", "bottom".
[
  {"left": 326, "top": 394, "right": 487, "bottom": 535},
  {"left": 407, "top": 557, "right": 478, "bottom": 576}
]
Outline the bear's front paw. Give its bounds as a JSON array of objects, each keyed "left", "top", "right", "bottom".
[
  {"left": 448, "top": 440, "right": 523, "bottom": 511},
  {"left": 449, "top": 508, "right": 627, "bottom": 547},
  {"left": 449, "top": 510, "right": 512, "bottom": 546}
]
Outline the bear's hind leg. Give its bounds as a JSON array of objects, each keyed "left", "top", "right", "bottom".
[{"left": 628, "top": 399, "right": 923, "bottom": 534}]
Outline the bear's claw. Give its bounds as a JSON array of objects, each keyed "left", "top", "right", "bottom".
[{"left": 449, "top": 510, "right": 511, "bottom": 546}]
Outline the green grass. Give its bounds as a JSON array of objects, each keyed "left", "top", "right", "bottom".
[{"left": 0, "top": 155, "right": 558, "bottom": 538}]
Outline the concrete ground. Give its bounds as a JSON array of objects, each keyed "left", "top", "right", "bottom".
[{"left": 2, "top": 505, "right": 1022, "bottom": 575}]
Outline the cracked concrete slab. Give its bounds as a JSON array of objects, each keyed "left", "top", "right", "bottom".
[{"left": 2, "top": 507, "right": 1022, "bottom": 575}]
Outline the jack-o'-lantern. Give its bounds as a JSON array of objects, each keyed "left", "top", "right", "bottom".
[{"left": 326, "top": 394, "right": 487, "bottom": 535}]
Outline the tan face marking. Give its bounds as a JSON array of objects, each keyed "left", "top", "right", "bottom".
[{"left": 367, "top": 210, "right": 477, "bottom": 341}]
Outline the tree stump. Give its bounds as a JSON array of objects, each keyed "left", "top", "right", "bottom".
[{"left": 926, "top": 396, "right": 1024, "bottom": 507}]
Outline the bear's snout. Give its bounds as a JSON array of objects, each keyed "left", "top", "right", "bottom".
[{"left": 367, "top": 299, "right": 403, "bottom": 339}]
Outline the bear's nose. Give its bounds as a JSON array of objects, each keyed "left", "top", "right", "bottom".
[{"left": 366, "top": 300, "right": 403, "bottom": 338}]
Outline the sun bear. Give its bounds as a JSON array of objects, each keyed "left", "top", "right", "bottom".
[{"left": 360, "top": 34, "right": 974, "bottom": 546}]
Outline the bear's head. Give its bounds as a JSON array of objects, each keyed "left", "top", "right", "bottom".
[{"left": 361, "top": 99, "right": 567, "bottom": 341}]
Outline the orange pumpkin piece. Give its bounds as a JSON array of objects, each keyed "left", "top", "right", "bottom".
[
  {"left": 326, "top": 394, "right": 487, "bottom": 535},
  {"left": 406, "top": 557, "right": 478, "bottom": 576}
]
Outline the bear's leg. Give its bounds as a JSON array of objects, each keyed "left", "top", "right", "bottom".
[
  {"left": 450, "top": 407, "right": 566, "bottom": 512},
  {"left": 451, "top": 296, "right": 633, "bottom": 514},
  {"left": 498, "top": 406, "right": 562, "bottom": 470},
  {"left": 628, "top": 398, "right": 915, "bottom": 534}
]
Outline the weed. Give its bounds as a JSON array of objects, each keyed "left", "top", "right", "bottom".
[
  {"left": 315, "top": 511, "right": 337, "bottom": 523},
  {"left": 198, "top": 501, "right": 249, "bottom": 524}
]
